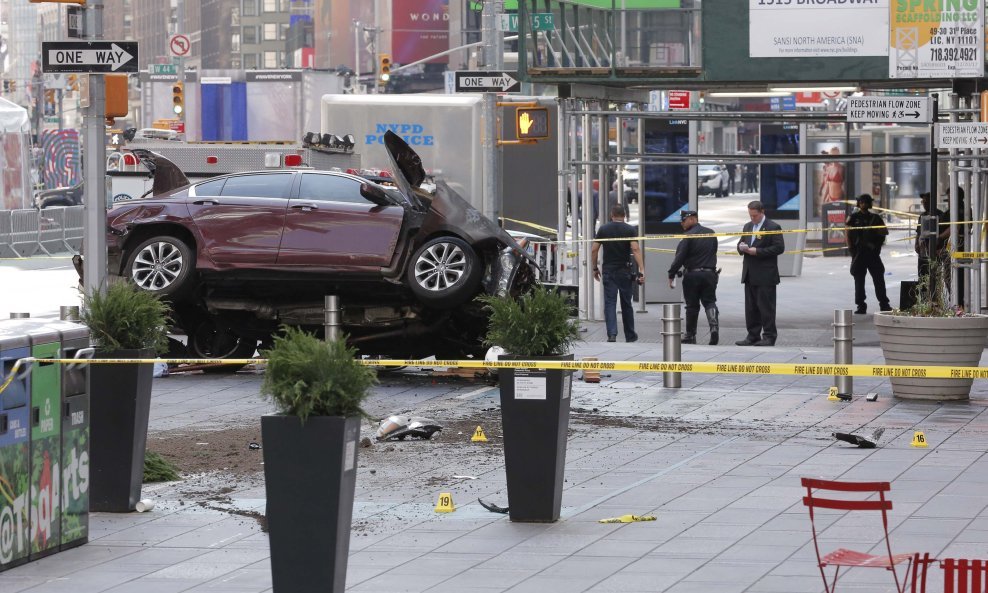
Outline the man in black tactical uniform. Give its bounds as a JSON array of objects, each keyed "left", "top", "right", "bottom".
[
  {"left": 667, "top": 210, "right": 720, "bottom": 345},
  {"left": 846, "top": 193, "right": 891, "bottom": 314}
]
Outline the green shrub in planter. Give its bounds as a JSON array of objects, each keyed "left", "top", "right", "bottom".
[
  {"left": 82, "top": 282, "right": 171, "bottom": 512},
  {"left": 261, "top": 326, "right": 377, "bottom": 421},
  {"left": 260, "top": 327, "right": 377, "bottom": 592},
  {"left": 80, "top": 282, "right": 171, "bottom": 353},
  {"left": 478, "top": 286, "right": 581, "bottom": 522},
  {"left": 478, "top": 286, "right": 581, "bottom": 357}
]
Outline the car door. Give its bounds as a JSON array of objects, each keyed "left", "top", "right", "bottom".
[
  {"left": 188, "top": 173, "right": 294, "bottom": 265},
  {"left": 277, "top": 173, "right": 404, "bottom": 268}
]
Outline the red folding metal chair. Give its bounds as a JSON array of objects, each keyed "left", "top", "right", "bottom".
[
  {"left": 941, "top": 558, "right": 988, "bottom": 593},
  {"left": 801, "top": 478, "right": 915, "bottom": 593}
]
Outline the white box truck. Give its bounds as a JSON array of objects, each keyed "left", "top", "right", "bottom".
[{"left": 319, "top": 94, "right": 559, "bottom": 235}]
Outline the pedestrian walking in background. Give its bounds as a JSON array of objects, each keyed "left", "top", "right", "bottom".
[
  {"left": 743, "top": 146, "right": 758, "bottom": 193},
  {"left": 592, "top": 204, "right": 645, "bottom": 343},
  {"left": 735, "top": 200, "right": 785, "bottom": 347},
  {"left": 667, "top": 210, "right": 720, "bottom": 345},
  {"left": 726, "top": 163, "right": 737, "bottom": 195},
  {"left": 846, "top": 194, "right": 890, "bottom": 314}
]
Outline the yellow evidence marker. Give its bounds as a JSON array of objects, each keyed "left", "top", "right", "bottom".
[
  {"left": 911, "top": 431, "right": 928, "bottom": 448},
  {"left": 471, "top": 426, "right": 488, "bottom": 442},
  {"left": 828, "top": 386, "right": 840, "bottom": 401},
  {"left": 434, "top": 492, "right": 455, "bottom": 513}
]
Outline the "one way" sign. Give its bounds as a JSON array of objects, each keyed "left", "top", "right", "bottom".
[
  {"left": 42, "top": 41, "right": 139, "bottom": 74},
  {"left": 454, "top": 71, "right": 520, "bottom": 93}
]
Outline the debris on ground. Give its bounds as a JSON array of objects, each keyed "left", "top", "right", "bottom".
[
  {"left": 598, "top": 514, "right": 656, "bottom": 523},
  {"left": 478, "top": 498, "right": 509, "bottom": 514},
  {"left": 833, "top": 427, "right": 884, "bottom": 448},
  {"left": 375, "top": 415, "right": 443, "bottom": 441}
]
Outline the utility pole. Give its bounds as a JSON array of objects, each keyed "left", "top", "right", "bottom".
[
  {"left": 82, "top": 0, "right": 107, "bottom": 298},
  {"left": 175, "top": 0, "right": 185, "bottom": 134},
  {"left": 480, "top": 0, "right": 504, "bottom": 224}
]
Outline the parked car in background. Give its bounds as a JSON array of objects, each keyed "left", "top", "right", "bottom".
[
  {"left": 34, "top": 181, "right": 83, "bottom": 209},
  {"left": 612, "top": 160, "right": 640, "bottom": 203},
  {"left": 697, "top": 164, "right": 729, "bottom": 197},
  {"left": 95, "top": 131, "right": 539, "bottom": 364}
]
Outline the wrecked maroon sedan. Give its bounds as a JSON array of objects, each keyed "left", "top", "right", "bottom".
[{"left": 104, "top": 131, "right": 539, "bottom": 361}]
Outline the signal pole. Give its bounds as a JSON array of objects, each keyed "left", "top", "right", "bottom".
[
  {"left": 82, "top": 0, "right": 107, "bottom": 298},
  {"left": 480, "top": 0, "right": 504, "bottom": 224}
]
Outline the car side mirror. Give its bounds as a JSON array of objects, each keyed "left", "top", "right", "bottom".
[{"left": 360, "top": 183, "right": 391, "bottom": 206}]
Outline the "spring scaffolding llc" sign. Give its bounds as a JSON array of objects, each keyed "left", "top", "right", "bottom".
[{"left": 890, "top": 0, "right": 984, "bottom": 78}]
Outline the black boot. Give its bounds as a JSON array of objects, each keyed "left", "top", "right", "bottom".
[
  {"left": 706, "top": 306, "right": 720, "bottom": 345},
  {"left": 685, "top": 308, "right": 699, "bottom": 346}
]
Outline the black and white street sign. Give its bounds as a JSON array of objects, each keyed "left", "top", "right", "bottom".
[
  {"left": 454, "top": 71, "right": 520, "bottom": 93},
  {"left": 847, "top": 96, "right": 931, "bottom": 123},
  {"left": 936, "top": 122, "right": 988, "bottom": 150},
  {"left": 42, "top": 41, "right": 138, "bottom": 74}
]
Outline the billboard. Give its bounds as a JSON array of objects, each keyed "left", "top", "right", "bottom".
[
  {"left": 889, "top": 0, "right": 984, "bottom": 78},
  {"left": 641, "top": 118, "right": 689, "bottom": 235},
  {"left": 759, "top": 123, "right": 800, "bottom": 221},
  {"left": 749, "top": 0, "right": 889, "bottom": 58},
  {"left": 393, "top": 0, "right": 450, "bottom": 65}
]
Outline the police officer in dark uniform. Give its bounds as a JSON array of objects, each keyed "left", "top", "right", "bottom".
[{"left": 667, "top": 210, "right": 720, "bottom": 345}]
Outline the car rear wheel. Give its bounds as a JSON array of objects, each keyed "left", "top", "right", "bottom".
[
  {"left": 186, "top": 319, "right": 258, "bottom": 374},
  {"left": 406, "top": 236, "right": 482, "bottom": 308},
  {"left": 126, "top": 235, "right": 194, "bottom": 299}
]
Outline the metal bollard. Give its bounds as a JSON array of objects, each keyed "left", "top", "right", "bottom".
[
  {"left": 9, "top": 312, "right": 29, "bottom": 319},
  {"left": 662, "top": 303, "right": 682, "bottom": 388},
  {"left": 833, "top": 309, "right": 853, "bottom": 398},
  {"left": 60, "top": 305, "right": 80, "bottom": 321},
  {"left": 324, "top": 295, "right": 341, "bottom": 342}
]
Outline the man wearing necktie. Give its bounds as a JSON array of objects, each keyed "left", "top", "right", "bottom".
[{"left": 735, "top": 200, "right": 785, "bottom": 346}]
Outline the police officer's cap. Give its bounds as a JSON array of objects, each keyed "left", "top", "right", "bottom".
[{"left": 680, "top": 209, "right": 698, "bottom": 220}]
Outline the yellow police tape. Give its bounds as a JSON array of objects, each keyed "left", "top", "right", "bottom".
[{"left": 6, "top": 356, "right": 988, "bottom": 380}]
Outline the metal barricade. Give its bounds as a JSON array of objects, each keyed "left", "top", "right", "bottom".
[
  {"left": 9, "top": 209, "right": 41, "bottom": 257},
  {"left": 37, "top": 208, "right": 64, "bottom": 255},
  {"left": 0, "top": 209, "right": 13, "bottom": 258},
  {"left": 61, "top": 206, "right": 84, "bottom": 252},
  {"left": 530, "top": 241, "right": 558, "bottom": 283}
]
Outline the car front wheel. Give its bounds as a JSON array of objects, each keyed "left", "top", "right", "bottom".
[
  {"left": 406, "top": 236, "right": 482, "bottom": 308},
  {"left": 125, "top": 235, "right": 195, "bottom": 299}
]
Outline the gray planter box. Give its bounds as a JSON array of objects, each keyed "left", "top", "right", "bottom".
[{"left": 874, "top": 312, "right": 988, "bottom": 401}]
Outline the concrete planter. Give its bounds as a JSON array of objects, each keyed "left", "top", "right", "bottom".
[{"left": 874, "top": 312, "right": 988, "bottom": 401}]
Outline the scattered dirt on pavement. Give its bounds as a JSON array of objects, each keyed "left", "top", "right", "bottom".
[{"left": 148, "top": 425, "right": 265, "bottom": 479}]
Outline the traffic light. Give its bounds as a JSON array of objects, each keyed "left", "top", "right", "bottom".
[
  {"left": 379, "top": 54, "right": 391, "bottom": 83},
  {"left": 171, "top": 81, "right": 184, "bottom": 115},
  {"left": 516, "top": 107, "right": 550, "bottom": 140}
]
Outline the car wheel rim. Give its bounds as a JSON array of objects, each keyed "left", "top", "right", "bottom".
[
  {"left": 414, "top": 242, "right": 466, "bottom": 292},
  {"left": 132, "top": 241, "right": 183, "bottom": 291}
]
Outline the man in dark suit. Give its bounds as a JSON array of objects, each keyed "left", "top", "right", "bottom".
[{"left": 735, "top": 200, "right": 785, "bottom": 346}]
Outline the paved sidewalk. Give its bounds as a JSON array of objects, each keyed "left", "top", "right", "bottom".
[{"left": 2, "top": 338, "right": 988, "bottom": 593}]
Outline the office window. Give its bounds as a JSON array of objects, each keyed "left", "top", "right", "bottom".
[
  {"left": 264, "top": 51, "right": 278, "bottom": 68},
  {"left": 231, "top": 33, "right": 240, "bottom": 52},
  {"left": 243, "top": 25, "right": 257, "bottom": 45},
  {"left": 280, "top": 23, "right": 289, "bottom": 40},
  {"left": 264, "top": 23, "right": 277, "bottom": 41},
  {"left": 263, "top": 0, "right": 277, "bottom": 12},
  {"left": 243, "top": 0, "right": 257, "bottom": 16},
  {"left": 244, "top": 53, "right": 258, "bottom": 69}
]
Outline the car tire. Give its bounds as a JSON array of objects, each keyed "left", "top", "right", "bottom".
[
  {"left": 125, "top": 235, "right": 195, "bottom": 299},
  {"left": 406, "top": 236, "right": 482, "bottom": 309},
  {"left": 186, "top": 319, "right": 258, "bottom": 374}
]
